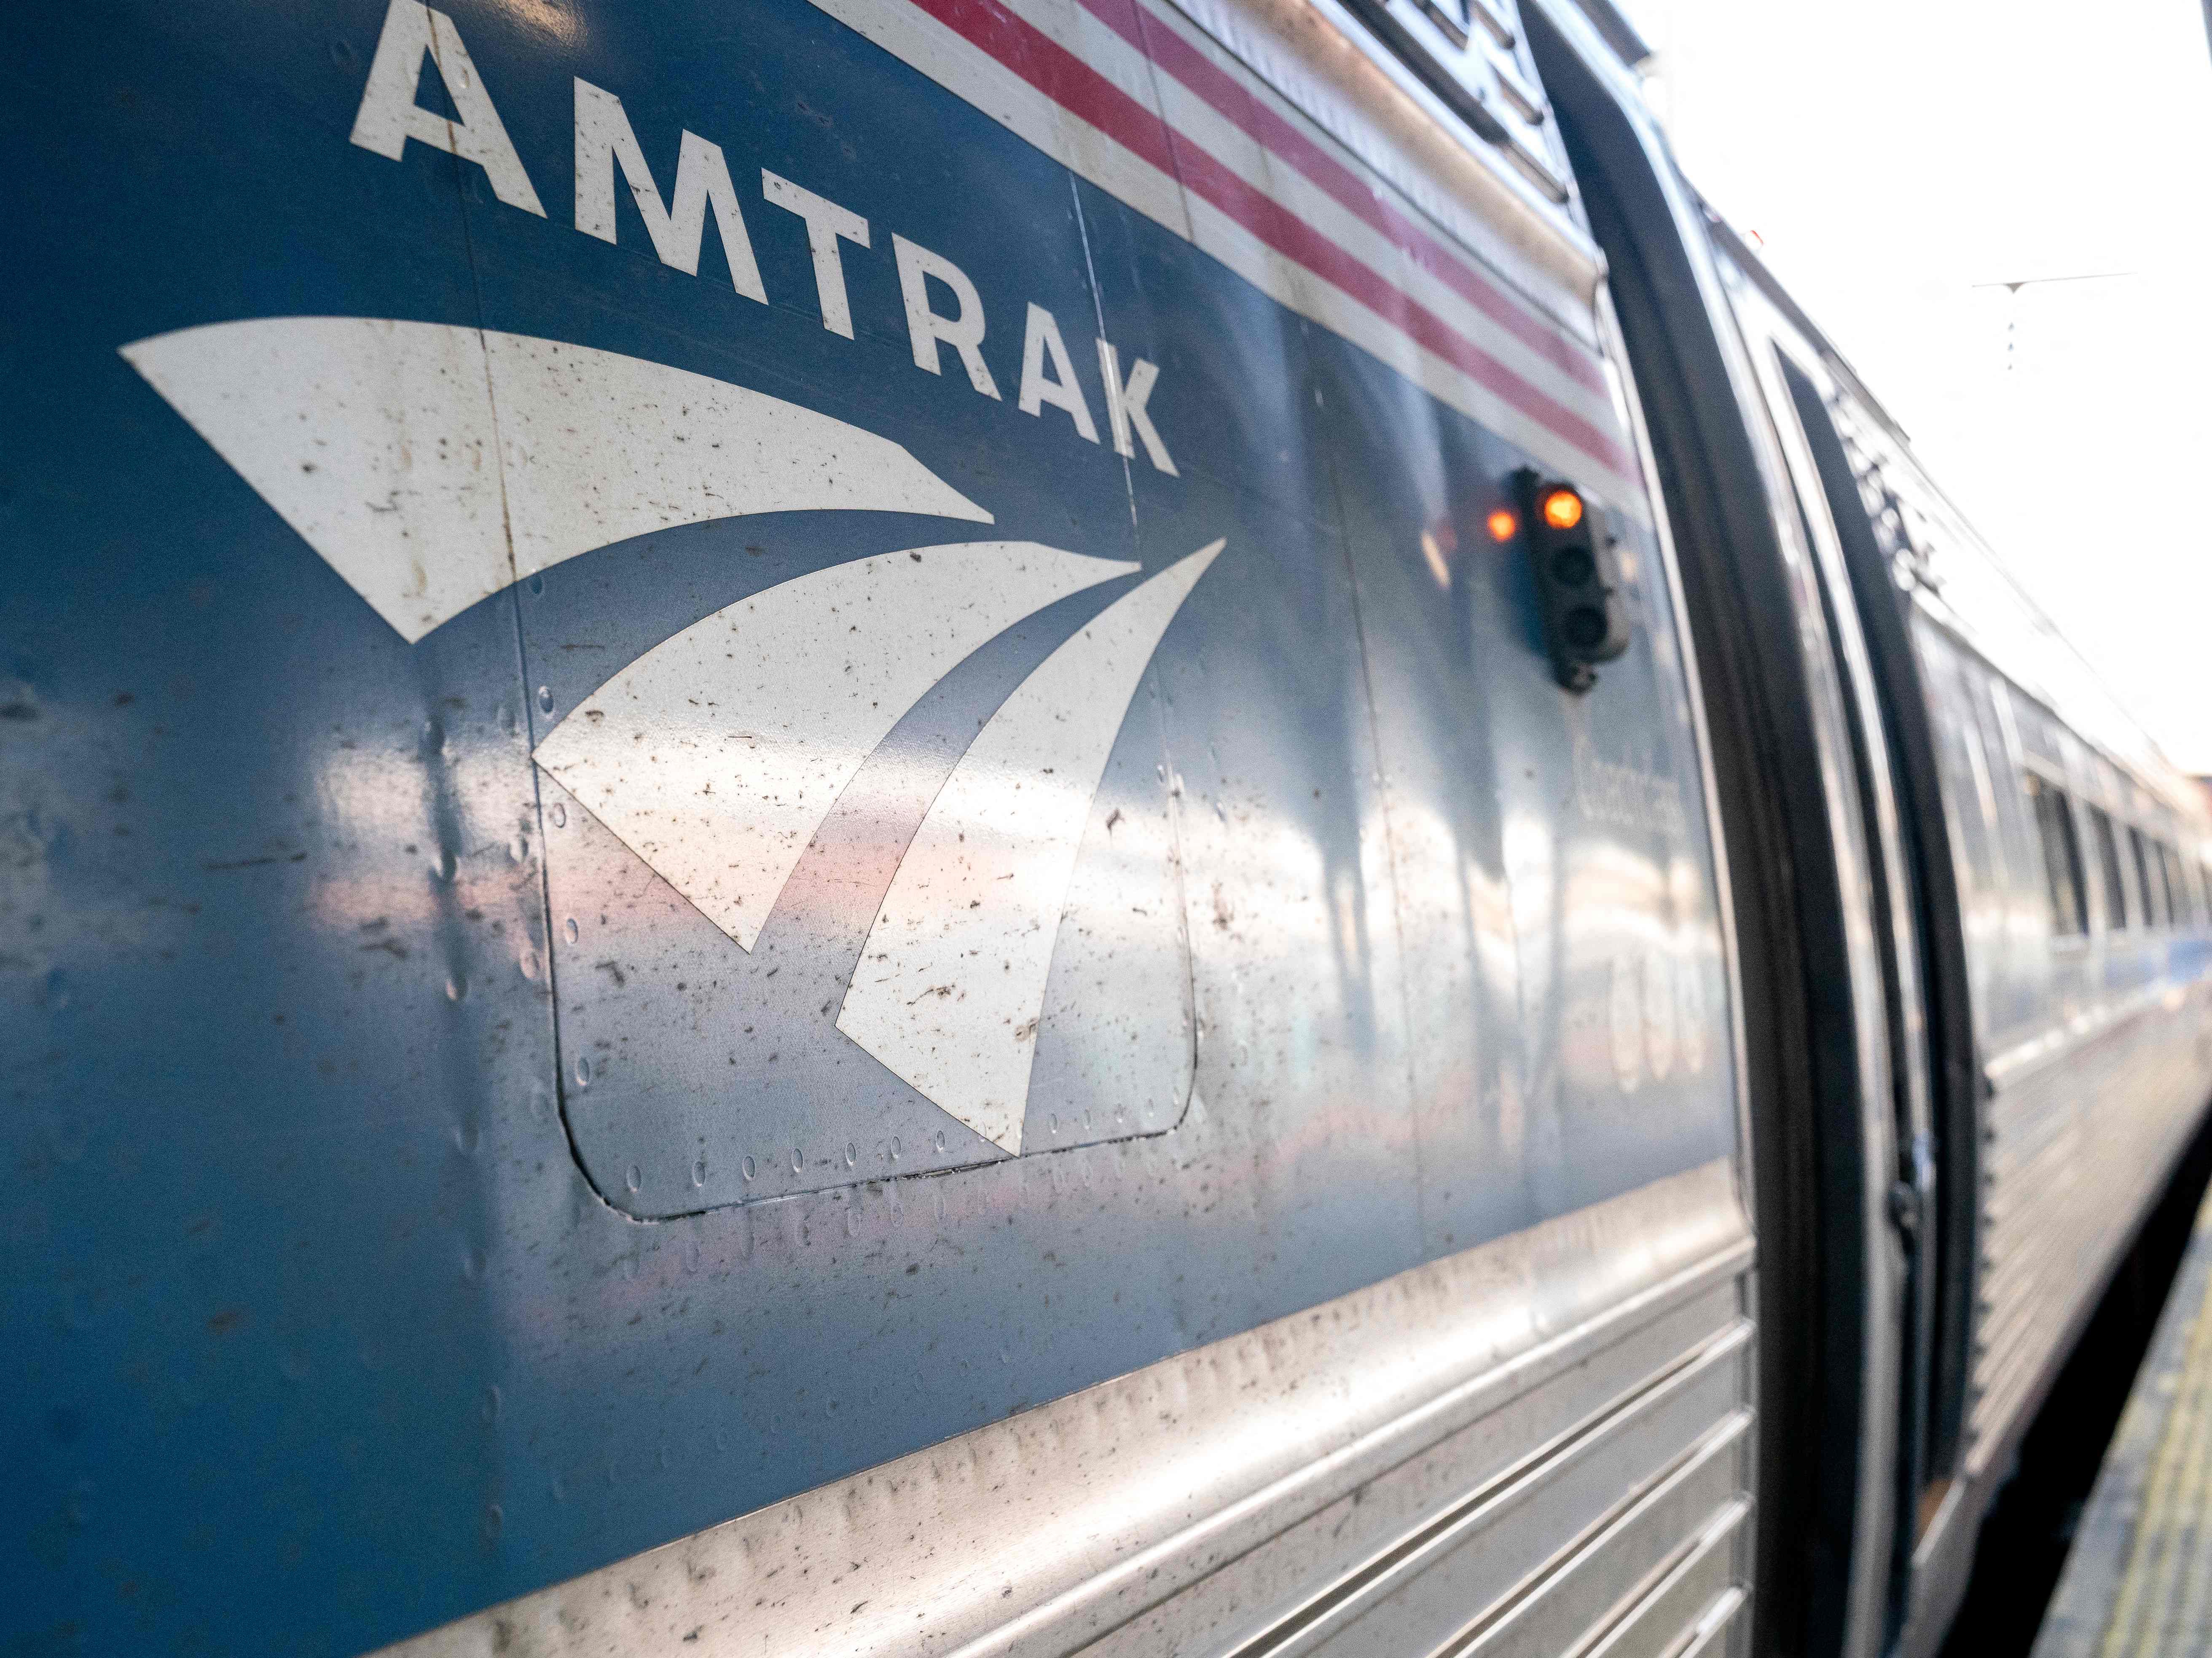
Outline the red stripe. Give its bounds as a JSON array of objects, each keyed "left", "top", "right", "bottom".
[
  {"left": 906, "top": 0, "right": 1177, "bottom": 176},
  {"left": 1168, "top": 141, "right": 1628, "bottom": 469},
  {"left": 902, "top": 0, "right": 1632, "bottom": 475},
  {"left": 1073, "top": 0, "right": 1608, "bottom": 397}
]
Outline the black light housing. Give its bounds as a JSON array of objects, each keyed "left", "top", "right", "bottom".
[{"left": 1510, "top": 467, "right": 1632, "bottom": 691}]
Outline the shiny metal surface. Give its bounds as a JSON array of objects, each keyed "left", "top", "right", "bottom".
[
  {"left": 1968, "top": 993, "right": 2212, "bottom": 1468},
  {"left": 1171, "top": 0, "right": 1603, "bottom": 318},
  {"left": 1089, "top": 1285, "right": 1746, "bottom": 1656},
  {"left": 375, "top": 1160, "right": 1748, "bottom": 1657}
]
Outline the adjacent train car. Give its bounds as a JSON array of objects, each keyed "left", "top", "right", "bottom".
[{"left": 5, "top": 1, "right": 2207, "bottom": 1655}]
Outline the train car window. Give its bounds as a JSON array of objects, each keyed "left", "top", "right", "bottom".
[
  {"left": 2156, "top": 840, "right": 2182, "bottom": 926},
  {"left": 2177, "top": 845, "right": 2207, "bottom": 925},
  {"left": 2089, "top": 807, "right": 2130, "bottom": 930},
  {"left": 1915, "top": 633, "right": 2006, "bottom": 920},
  {"left": 2026, "top": 774, "right": 2089, "bottom": 937},
  {"left": 2129, "top": 826, "right": 2167, "bottom": 928},
  {"left": 2012, "top": 699, "right": 2067, "bottom": 776}
]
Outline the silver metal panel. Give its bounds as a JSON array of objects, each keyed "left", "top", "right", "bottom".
[
  {"left": 1662, "top": 1588, "right": 1750, "bottom": 1658},
  {"left": 1967, "top": 993, "right": 2212, "bottom": 1469},
  {"left": 378, "top": 1160, "right": 1749, "bottom": 1657},
  {"left": 1079, "top": 1284, "right": 1743, "bottom": 1657},
  {"left": 1168, "top": 0, "right": 1603, "bottom": 324},
  {"left": 1289, "top": 1342, "right": 1745, "bottom": 1656},
  {"left": 1574, "top": 1501, "right": 1748, "bottom": 1658},
  {"left": 1413, "top": 1420, "right": 1748, "bottom": 1658}
]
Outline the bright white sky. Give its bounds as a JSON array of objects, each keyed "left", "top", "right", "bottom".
[{"left": 1613, "top": 0, "right": 2212, "bottom": 773}]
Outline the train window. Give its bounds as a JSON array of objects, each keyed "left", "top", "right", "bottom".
[
  {"left": 2026, "top": 773, "right": 2089, "bottom": 936},
  {"left": 2181, "top": 847, "right": 2208, "bottom": 926},
  {"left": 2129, "top": 826, "right": 2167, "bottom": 928},
  {"left": 1974, "top": 676, "right": 2043, "bottom": 923},
  {"left": 2156, "top": 840, "right": 2184, "bottom": 926},
  {"left": 2089, "top": 807, "right": 2129, "bottom": 929}
]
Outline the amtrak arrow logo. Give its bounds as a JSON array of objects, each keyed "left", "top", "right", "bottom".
[{"left": 125, "top": 318, "right": 1220, "bottom": 1162}]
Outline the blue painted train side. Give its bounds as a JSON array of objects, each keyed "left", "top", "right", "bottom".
[{"left": 5, "top": 0, "right": 2207, "bottom": 1655}]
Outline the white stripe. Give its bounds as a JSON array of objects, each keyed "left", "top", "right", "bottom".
[
  {"left": 1179, "top": 190, "right": 1640, "bottom": 499},
  {"left": 535, "top": 542, "right": 1138, "bottom": 951},
  {"left": 1121, "top": 0, "right": 1605, "bottom": 375},
  {"left": 1138, "top": 50, "right": 1611, "bottom": 427},
  {"left": 807, "top": 0, "right": 1643, "bottom": 505},
  {"left": 807, "top": 0, "right": 1192, "bottom": 238},
  {"left": 838, "top": 539, "right": 1224, "bottom": 1150},
  {"left": 967, "top": 0, "right": 1166, "bottom": 123},
  {"left": 980, "top": 0, "right": 1604, "bottom": 413},
  {"left": 1140, "top": 0, "right": 1604, "bottom": 334},
  {"left": 121, "top": 319, "right": 991, "bottom": 642}
]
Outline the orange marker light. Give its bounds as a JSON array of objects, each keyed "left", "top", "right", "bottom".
[
  {"left": 1541, "top": 489, "right": 1584, "bottom": 531},
  {"left": 1486, "top": 508, "right": 1519, "bottom": 542}
]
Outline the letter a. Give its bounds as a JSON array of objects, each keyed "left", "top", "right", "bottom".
[
  {"left": 349, "top": 0, "right": 545, "bottom": 216},
  {"left": 1017, "top": 304, "right": 1099, "bottom": 443}
]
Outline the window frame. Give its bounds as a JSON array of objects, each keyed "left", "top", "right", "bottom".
[
  {"left": 2025, "top": 770, "right": 2089, "bottom": 940},
  {"left": 2088, "top": 804, "right": 2130, "bottom": 931}
]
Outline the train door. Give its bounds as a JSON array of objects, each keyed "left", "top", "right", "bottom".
[
  {"left": 1528, "top": 11, "right": 1933, "bottom": 1657},
  {"left": 1756, "top": 336, "right": 1968, "bottom": 1595}
]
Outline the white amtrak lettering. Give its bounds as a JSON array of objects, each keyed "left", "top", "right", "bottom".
[
  {"left": 573, "top": 80, "right": 768, "bottom": 301},
  {"left": 1097, "top": 339, "right": 1177, "bottom": 476},
  {"left": 762, "top": 172, "right": 870, "bottom": 339},
  {"left": 894, "top": 235, "right": 1000, "bottom": 399},
  {"left": 349, "top": 0, "right": 544, "bottom": 215},
  {"left": 1017, "top": 303, "right": 1099, "bottom": 443},
  {"left": 345, "top": 9, "right": 1176, "bottom": 471}
]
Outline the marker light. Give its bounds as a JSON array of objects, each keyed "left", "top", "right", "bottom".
[
  {"left": 1511, "top": 467, "right": 1629, "bottom": 692},
  {"left": 1486, "top": 508, "right": 1519, "bottom": 542}
]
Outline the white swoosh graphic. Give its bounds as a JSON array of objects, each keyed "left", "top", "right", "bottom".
[
  {"left": 838, "top": 539, "right": 1225, "bottom": 1151},
  {"left": 120, "top": 318, "right": 991, "bottom": 641},
  {"left": 534, "top": 542, "right": 1138, "bottom": 951}
]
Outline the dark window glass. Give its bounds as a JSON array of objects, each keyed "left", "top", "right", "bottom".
[
  {"left": 2090, "top": 808, "right": 2129, "bottom": 928},
  {"left": 2130, "top": 826, "right": 2167, "bottom": 927},
  {"left": 2028, "top": 775, "right": 2089, "bottom": 936},
  {"left": 2157, "top": 841, "right": 2184, "bottom": 926}
]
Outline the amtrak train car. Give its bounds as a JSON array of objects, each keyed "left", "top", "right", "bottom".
[{"left": 9, "top": 0, "right": 2212, "bottom": 1654}]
